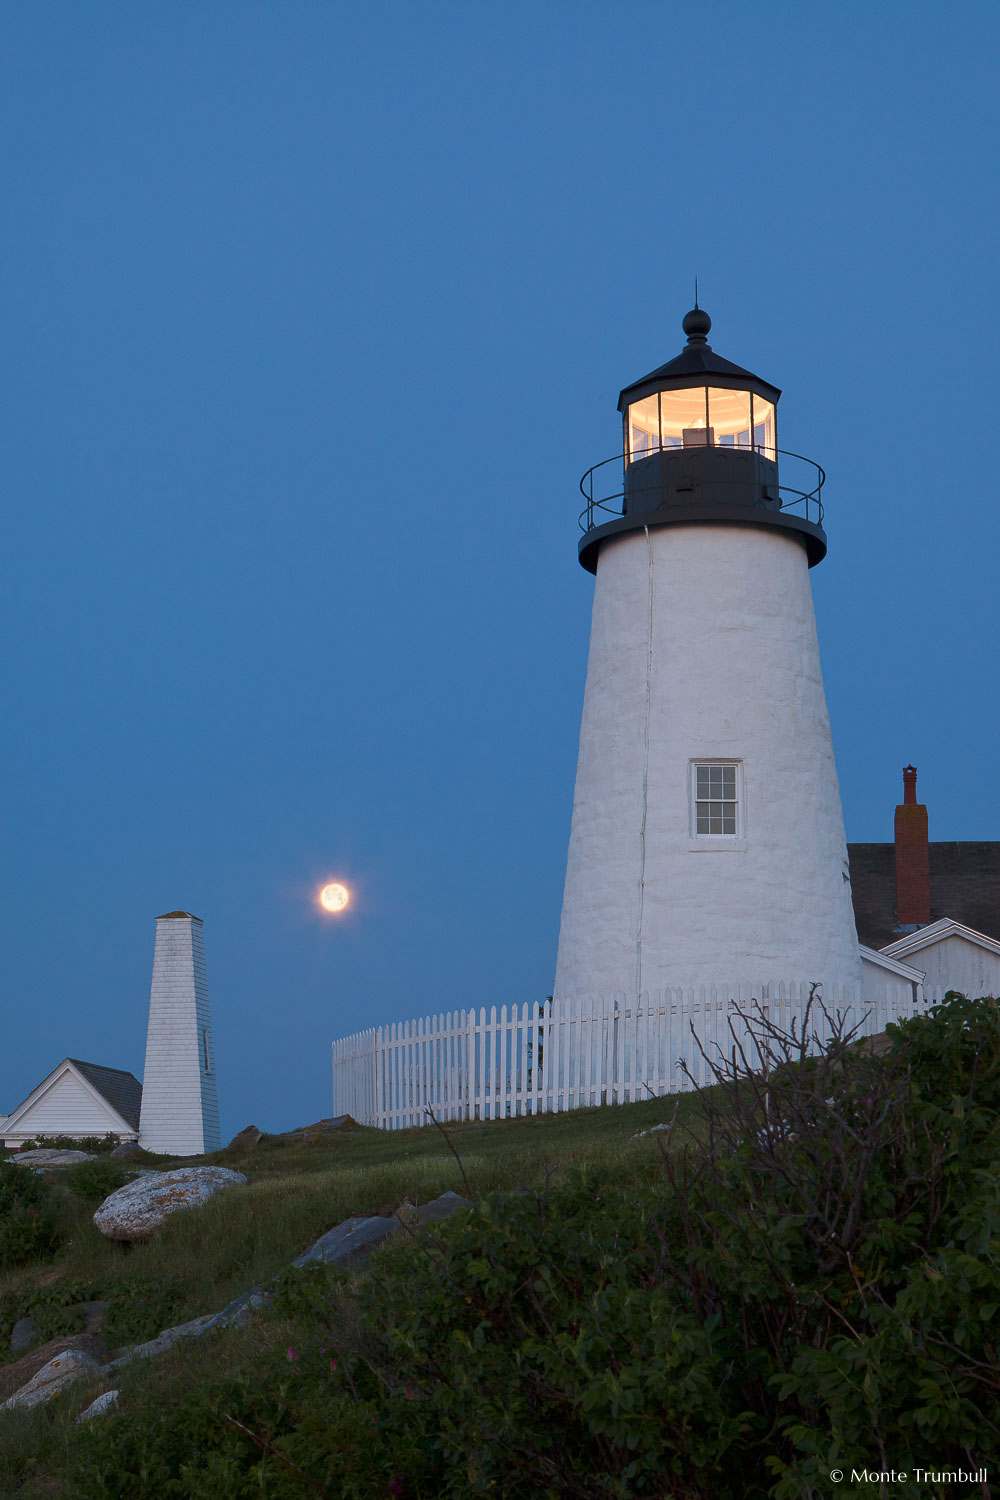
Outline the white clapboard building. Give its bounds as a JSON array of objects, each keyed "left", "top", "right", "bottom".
[
  {"left": 1, "top": 1060, "right": 142, "bottom": 1149},
  {"left": 3, "top": 910, "right": 220, "bottom": 1155}
]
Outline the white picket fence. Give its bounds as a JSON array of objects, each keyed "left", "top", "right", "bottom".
[{"left": 332, "top": 979, "right": 950, "bottom": 1131}]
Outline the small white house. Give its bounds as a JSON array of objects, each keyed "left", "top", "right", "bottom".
[
  {"left": 3, "top": 910, "right": 222, "bottom": 1157},
  {"left": 2, "top": 1059, "right": 142, "bottom": 1150},
  {"left": 880, "top": 919, "right": 1000, "bottom": 1001}
]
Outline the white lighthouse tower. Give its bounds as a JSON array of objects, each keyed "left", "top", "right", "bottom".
[
  {"left": 138, "top": 911, "right": 221, "bottom": 1155},
  {"left": 554, "top": 306, "right": 861, "bottom": 1006}
]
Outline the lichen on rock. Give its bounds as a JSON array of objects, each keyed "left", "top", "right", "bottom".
[{"left": 92, "top": 1166, "right": 247, "bottom": 1242}]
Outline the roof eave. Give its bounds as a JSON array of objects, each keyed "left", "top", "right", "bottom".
[
  {"left": 617, "top": 346, "right": 781, "bottom": 413},
  {"left": 881, "top": 917, "right": 1000, "bottom": 961}
]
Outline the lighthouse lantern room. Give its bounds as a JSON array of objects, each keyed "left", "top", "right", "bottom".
[
  {"left": 554, "top": 307, "right": 861, "bottom": 1006},
  {"left": 579, "top": 305, "right": 826, "bottom": 573}
]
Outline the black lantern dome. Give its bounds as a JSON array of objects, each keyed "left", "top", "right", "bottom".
[{"left": 577, "top": 308, "right": 826, "bottom": 574}]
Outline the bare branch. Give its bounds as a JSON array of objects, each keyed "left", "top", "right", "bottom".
[
  {"left": 424, "top": 1104, "right": 471, "bottom": 1197},
  {"left": 221, "top": 1414, "right": 331, "bottom": 1495}
]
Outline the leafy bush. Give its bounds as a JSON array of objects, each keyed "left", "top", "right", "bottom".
[
  {"left": 100, "top": 1276, "right": 191, "bottom": 1349},
  {"left": 0, "top": 1162, "right": 63, "bottom": 1269},
  {"left": 0, "top": 1273, "right": 188, "bottom": 1352},
  {"left": 13, "top": 1132, "right": 122, "bottom": 1155},
  {"left": 0, "top": 1279, "right": 98, "bottom": 1349},
  {"left": 0, "top": 1271, "right": 189, "bottom": 1359},
  {"left": 0, "top": 1161, "right": 50, "bottom": 1215},
  {"left": 58, "top": 1159, "right": 139, "bottom": 1205},
  {"left": 56, "top": 996, "right": 1000, "bottom": 1497}
]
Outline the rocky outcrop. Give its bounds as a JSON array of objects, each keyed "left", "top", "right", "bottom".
[
  {"left": 93, "top": 1166, "right": 248, "bottom": 1242},
  {"left": 302, "top": 1115, "right": 355, "bottom": 1144},
  {"left": 1, "top": 1349, "right": 105, "bottom": 1411},
  {"left": 107, "top": 1191, "right": 474, "bottom": 1364},
  {"left": 291, "top": 1191, "right": 472, "bottom": 1270},
  {"left": 78, "top": 1389, "right": 119, "bottom": 1422},
  {"left": 0, "top": 1333, "right": 111, "bottom": 1402},
  {"left": 10, "top": 1149, "right": 99, "bottom": 1168},
  {"left": 227, "top": 1125, "right": 263, "bottom": 1151},
  {"left": 406, "top": 1193, "right": 473, "bottom": 1226},
  {"left": 75, "top": 1299, "right": 110, "bottom": 1334},
  {"left": 1, "top": 1190, "right": 472, "bottom": 1413},
  {"left": 7, "top": 1302, "right": 107, "bottom": 1360},
  {"left": 270, "top": 1115, "right": 358, "bottom": 1145},
  {"left": 291, "top": 1214, "right": 402, "bottom": 1270},
  {"left": 10, "top": 1316, "right": 37, "bottom": 1351},
  {"left": 107, "top": 1312, "right": 221, "bottom": 1366}
]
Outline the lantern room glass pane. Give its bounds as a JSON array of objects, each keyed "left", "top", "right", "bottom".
[
  {"left": 751, "top": 396, "right": 776, "bottom": 458},
  {"left": 659, "top": 387, "right": 709, "bottom": 448},
  {"left": 627, "top": 394, "right": 660, "bottom": 461},
  {"left": 707, "top": 388, "right": 751, "bottom": 449}
]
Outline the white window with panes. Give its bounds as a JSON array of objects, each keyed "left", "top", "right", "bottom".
[{"left": 691, "top": 761, "right": 744, "bottom": 841}]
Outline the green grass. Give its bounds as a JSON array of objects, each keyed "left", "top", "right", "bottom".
[
  {"left": 0, "top": 1090, "right": 712, "bottom": 1495},
  {"left": 3, "top": 1090, "right": 707, "bottom": 1321},
  {"left": 6, "top": 1000, "right": 996, "bottom": 1499}
]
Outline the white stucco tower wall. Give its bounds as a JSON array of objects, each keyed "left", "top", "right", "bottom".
[
  {"left": 139, "top": 911, "right": 221, "bottom": 1154},
  {"left": 554, "top": 528, "right": 861, "bottom": 1000},
  {"left": 555, "top": 306, "right": 862, "bottom": 1004}
]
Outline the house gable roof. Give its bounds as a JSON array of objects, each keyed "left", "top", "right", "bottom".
[
  {"left": 66, "top": 1060, "right": 143, "bottom": 1129},
  {"left": 881, "top": 918, "right": 1000, "bottom": 962},
  {"left": 3, "top": 1059, "right": 142, "bottom": 1137},
  {"left": 859, "top": 944, "right": 926, "bottom": 982}
]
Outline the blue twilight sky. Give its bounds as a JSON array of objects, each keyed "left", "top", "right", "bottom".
[{"left": 3, "top": 3, "right": 999, "bottom": 1139}]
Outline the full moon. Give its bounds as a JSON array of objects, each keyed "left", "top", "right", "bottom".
[{"left": 319, "top": 882, "right": 350, "bottom": 913}]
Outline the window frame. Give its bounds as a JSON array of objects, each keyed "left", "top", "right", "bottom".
[
  {"left": 688, "top": 759, "right": 746, "bottom": 851},
  {"left": 623, "top": 384, "right": 778, "bottom": 467}
]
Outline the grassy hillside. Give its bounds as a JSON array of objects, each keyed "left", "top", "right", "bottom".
[
  {"left": 2, "top": 997, "right": 998, "bottom": 1499},
  {"left": 1, "top": 1089, "right": 702, "bottom": 1342},
  {"left": 0, "top": 1089, "right": 704, "bottom": 1496}
]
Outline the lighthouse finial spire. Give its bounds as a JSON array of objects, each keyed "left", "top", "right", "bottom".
[{"left": 681, "top": 296, "right": 712, "bottom": 348}]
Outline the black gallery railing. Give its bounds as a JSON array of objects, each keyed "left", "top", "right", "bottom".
[{"left": 578, "top": 446, "right": 826, "bottom": 535}]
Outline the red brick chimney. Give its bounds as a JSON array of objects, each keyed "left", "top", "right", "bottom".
[{"left": 894, "top": 764, "right": 930, "bottom": 927}]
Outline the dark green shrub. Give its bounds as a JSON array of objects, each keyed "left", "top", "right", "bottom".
[
  {"left": 0, "top": 1161, "right": 63, "bottom": 1269},
  {"left": 0, "top": 1160, "right": 50, "bottom": 1215},
  {"left": 100, "top": 1276, "right": 190, "bottom": 1348},
  {"left": 0, "top": 1271, "right": 186, "bottom": 1358},
  {"left": 12, "top": 1132, "right": 121, "bottom": 1155},
  {"left": 0, "top": 1279, "right": 97, "bottom": 1351},
  {"left": 60, "top": 997, "right": 1000, "bottom": 1498},
  {"left": 59, "top": 1159, "right": 138, "bottom": 1205},
  {"left": 0, "top": 1205, "right": 63, "bottom": 1271}
]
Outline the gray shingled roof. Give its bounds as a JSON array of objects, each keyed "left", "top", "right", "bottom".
[{"left": 66, "top": 1060, "right": 143, "bottom": 1130}]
